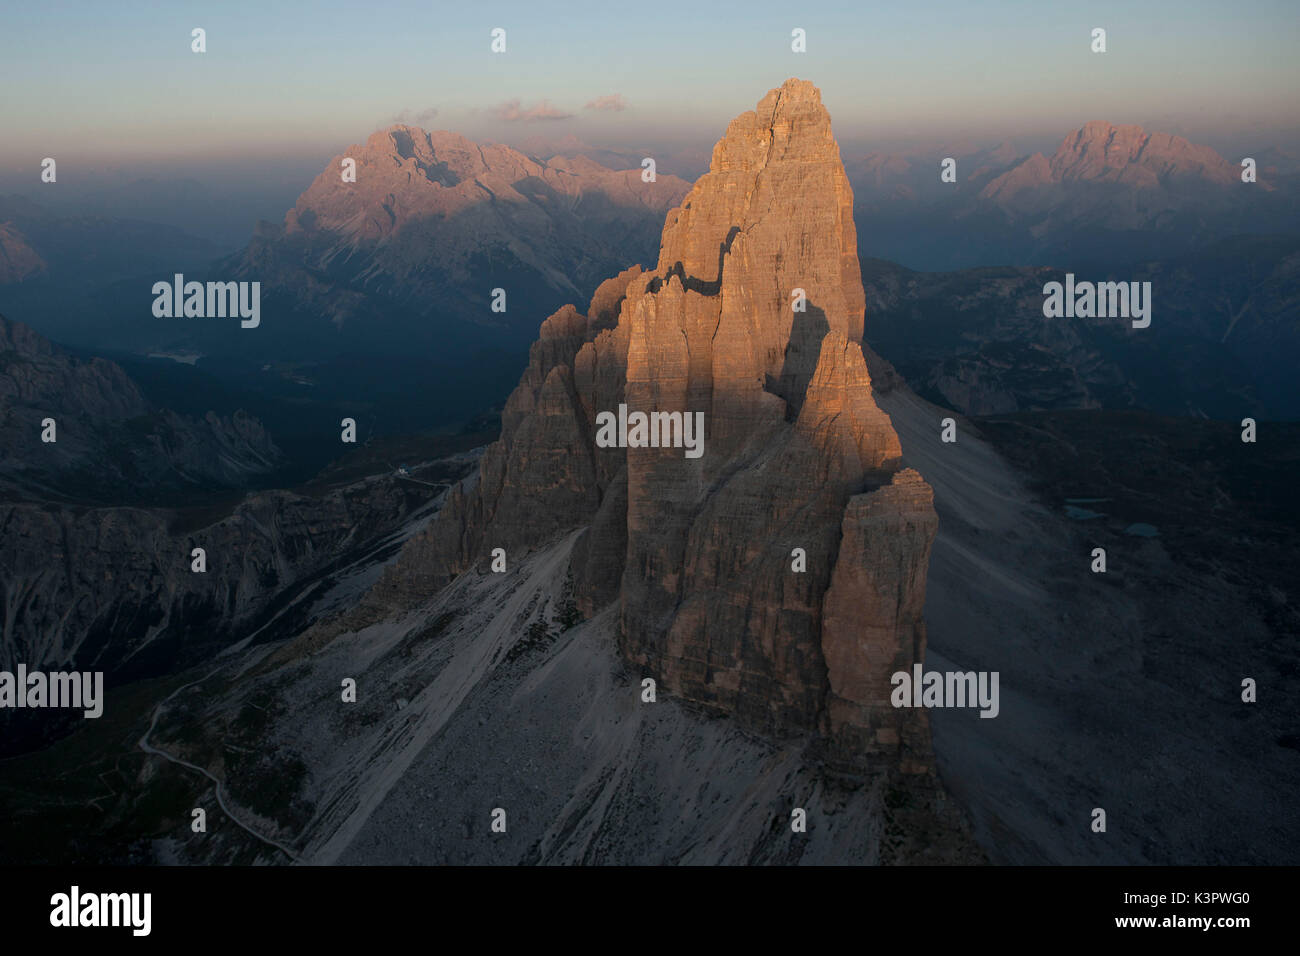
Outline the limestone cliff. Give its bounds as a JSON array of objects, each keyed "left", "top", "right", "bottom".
[{"left": 375, "top": 79, "right": 938, "bottom": 770}]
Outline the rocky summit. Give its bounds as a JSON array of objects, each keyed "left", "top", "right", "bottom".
[
  {"left": 375, "top": 79, "right": 939, "bottom": 772},
  {"left": 233, "top": 126, "right": 690, "bottom": 338}
]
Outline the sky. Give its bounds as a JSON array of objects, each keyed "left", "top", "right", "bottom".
[{"left": 1, "top": 0, "right": 1297, "bottom": 242}]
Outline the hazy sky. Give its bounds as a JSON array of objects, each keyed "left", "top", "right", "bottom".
[{"left": 2, "top": 0, "right": 1297, "bottom": 243}]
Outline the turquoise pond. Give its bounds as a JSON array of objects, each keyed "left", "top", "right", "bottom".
[
  {"left": 1062, "top": 500, "right": 1158, "bottom": 536},
  {"left": 1065, "top": 506, "right": 1106, "bottom": 520},
  {"left": 1064, "top": 497, "right": 1110, "bottom": 519}
]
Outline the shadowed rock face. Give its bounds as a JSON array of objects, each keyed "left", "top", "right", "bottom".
[
  {"left": 862, "top": 233, "right": 1300, "bottom": 421},
  {"left": 375, "top": 79, "right": 938, "bottom": 770},
  {"left": 0, "top": 313, "right": 282, "bottom": 499}
]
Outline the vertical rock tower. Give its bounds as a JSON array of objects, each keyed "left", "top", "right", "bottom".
[{"left": 379, "top": 79, "right": 939, "bottom": 771}]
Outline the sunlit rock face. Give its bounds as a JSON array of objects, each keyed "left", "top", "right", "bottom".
[{"left": 376, "top": 80, "right": 938, "bottom": 771}]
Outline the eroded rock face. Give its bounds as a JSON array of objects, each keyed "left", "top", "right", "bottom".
[
  {"left": 821, "top": 468, "right": 937, "bottom": 771},
  {"left": 0, "top": 471, "right": 458, "bottom": 687},
  {"left": 378, "top": 79, "right": 938, "bottom": 769}
]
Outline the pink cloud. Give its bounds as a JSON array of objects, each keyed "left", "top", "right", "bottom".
[
  {"left": 584, "top": 94, "right": 628, "bottom": 112},
  {"left": 494, "top": 99, "right": 573, "bottom": 122},
  {"left": 392, "top": 107, "right": 439, "bottom": 126}
]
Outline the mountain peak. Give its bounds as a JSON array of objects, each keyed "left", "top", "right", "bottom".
[
  {"left": 1049, "top": 120, "right": 1238, "bottom": 184},
  {"left": 375, "top": 81, "right": 936, "bottom": 770},
  {"left": 661, "top": 77, "right": 862, "bottom": 342},
  {"left": 979, "top": 119, "right": 1242, "bottom": 203},
  {"left": 761, "top": 76, "right": 824, "bottom": 108},
  {"left": 717, "top": 78, "right": 836, "bottom": 163},
  {"left": 1055, "top": 121, "right": 1152, "bottom": 166},
  {"left": 238, "top": 125, "right": 690, "bottom": 335},
  {"left": 1074, "top": 118, "right": 1141, "bottom": 137}
]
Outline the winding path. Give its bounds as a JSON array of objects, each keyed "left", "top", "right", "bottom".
[{"left": 138, "top": 665, "right": 303, "bottom": 864}]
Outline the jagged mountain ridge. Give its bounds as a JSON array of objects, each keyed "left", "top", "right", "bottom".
[
  {"left": 0, "top": 313, "right": 283, "bottom": 500},
  {"left": 848, "top": 121, "right": 1297, "bottom": 270},
  {"left": 981, "top": 121, "right": 1245, "bottom": 201},
  {"left": 0, "top": 452, "right": 478, "bottom": 758},
  {"left": 0, "top": 315, "right": 491, "bottom": 754}
]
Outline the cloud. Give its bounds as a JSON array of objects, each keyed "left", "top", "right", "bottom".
[
  {"left": 494, "top": 99, "right": 574, "bottom": 122},
  {"left": 584, "top": 94, "right": 628, "bottom": 112},
  {"left": 392, "top": 107, "right": 439, "bottom": 126}
]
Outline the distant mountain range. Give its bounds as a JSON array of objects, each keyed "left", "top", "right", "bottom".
[
  {"left": 0, "top": 195, "right": 221, "bottom": 284},
  {"left": 861, "top": 233, "right": 1300, "bottom": 420},
  {"left": 849, "top": 121, "right": 1299, "bottom": 270}
]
